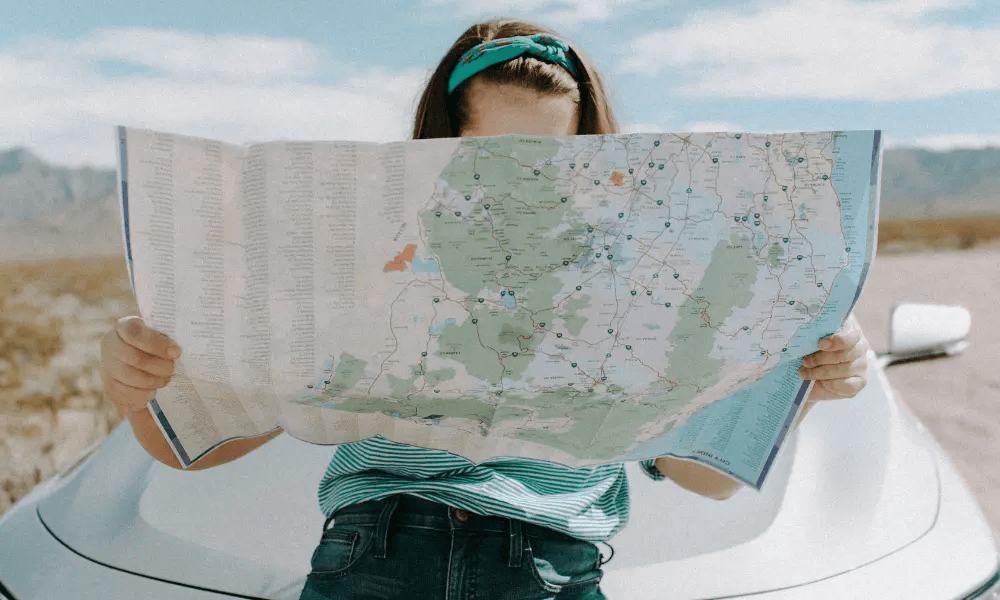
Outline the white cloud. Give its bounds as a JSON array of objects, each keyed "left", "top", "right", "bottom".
[
  {"left": 909, "top": 133, "right": 1000, "bottom": 150},
  {"left": 0, "top": 29, "right": 427, "bottom": 167},
  {"left": 423, "top": 0, "right": 640, "bottom": 25},
  {"left": 79, "top": 29, "right": 323, "bottom": 83},
  {"left": 622, "top": 0, "right": 1000, "bottom": 100}
]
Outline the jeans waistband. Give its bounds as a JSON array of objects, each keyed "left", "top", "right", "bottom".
[
  {"left": 329, "top": 494, "right": 579, "bottom": 542},
  {"left": 329, "top": 494, "right": 537, "bottom": 567}
]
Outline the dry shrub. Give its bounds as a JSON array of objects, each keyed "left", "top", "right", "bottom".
[
  {"left": 0, "top": 299, "right": 64, "bottom": 392},
  {"left": 0, "top": 255, "right": 135, "bottom": 304},
  {"left": 879, "top": 217, "right": 1000, "bottom": 253},
  {"left": 1, "top": 255, "right": 137, "bottom": 515}
]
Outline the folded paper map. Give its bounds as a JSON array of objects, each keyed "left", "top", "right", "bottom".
[{"left": 116, "top": 127, "right": 880, "bottom": 488}]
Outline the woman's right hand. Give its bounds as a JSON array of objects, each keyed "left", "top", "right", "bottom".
[{"left": 100, "top": 316, "right": 182, "bottom": 414}]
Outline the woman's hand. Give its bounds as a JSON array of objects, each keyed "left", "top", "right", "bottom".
[
  {"left": 655, "top": 315, "right": 872, "bottom": 501},
  {"left": 799, "top": 314, "right": 870, "bottom": 403},
  {"left": 100, "top": 316, "right": 280, "bottom": 470},
  {"left": 100, "top": 316, "right": 182, "bottom": 414}
]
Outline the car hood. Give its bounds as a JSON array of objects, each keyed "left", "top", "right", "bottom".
[
  {"left": 37, "top": 360, "right": 940, "bottom": 599},
  {"left": 600, "top": 362, "right": 941, "bottom": 598}
]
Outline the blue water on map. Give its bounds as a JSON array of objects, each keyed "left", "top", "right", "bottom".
[
  {"left": 753, "top": 229, "right": 766, "bottom": 249},
  {"left": 411, "top": 257, "right": 440, "bottom": 273},
  {"left": 429, "top": 318, "right": 456, "bottom": 335}
]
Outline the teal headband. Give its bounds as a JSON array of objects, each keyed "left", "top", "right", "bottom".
[{"left": 447, "top": 34, "right": 580, "bottom": 94}]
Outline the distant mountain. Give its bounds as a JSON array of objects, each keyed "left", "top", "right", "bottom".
[
  {"left": 881, "top": 147, "right": 1000, "bottom": 221},
  {"left": 0, "top": 148, "right": 116, "bottom": 222},
  {"left": 0, "top": 144, "right": 998, "bottom": 259},
  {"left": 0, "top": 148, "right": 119, "bottom": 259}
]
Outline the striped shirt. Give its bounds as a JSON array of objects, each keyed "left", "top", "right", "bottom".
[{"left": 317, "top": 436, "right": 666, "bottom": 543}]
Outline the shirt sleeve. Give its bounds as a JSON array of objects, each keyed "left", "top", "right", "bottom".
[{"left": 638, "top": 458, "right": 668, "bottom": 481}]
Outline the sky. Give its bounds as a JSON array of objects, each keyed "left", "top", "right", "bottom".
[{"left": 2, "top": 0, "right": 999, "bottom": 167}]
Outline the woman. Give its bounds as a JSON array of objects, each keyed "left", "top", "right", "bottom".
[{"left": 100, "top": 19, "right": 871, "bottom": 600}]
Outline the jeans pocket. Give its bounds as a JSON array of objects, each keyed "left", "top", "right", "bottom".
[
  {"left": 524, "top": 534, "right": 603, "bottom": 594},
  {"left": 309, "top": 526, "right": 369, "bottom": 578}
]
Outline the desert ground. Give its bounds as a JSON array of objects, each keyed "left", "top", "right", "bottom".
[
  {"left": 0, "top": 256, "right": 136, "bottom": 514},
  {"left": 0, "top": 240, "right": 998, "bottom": 539}
]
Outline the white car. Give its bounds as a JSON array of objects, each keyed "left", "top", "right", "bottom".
[{"left": 0, "top": 304, "right": 997, "bottom": 599}]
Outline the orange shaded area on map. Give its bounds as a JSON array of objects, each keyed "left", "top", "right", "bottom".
[
  {"left": 609, "top": 171, "right": 625, "bottom": 186},
  {"left": 383, "top": 244, "right": 417, "bottom": 272}
]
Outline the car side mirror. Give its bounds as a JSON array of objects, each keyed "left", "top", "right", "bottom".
[{"left": 884, "top": 302, "right": 971, "bottom": 366}]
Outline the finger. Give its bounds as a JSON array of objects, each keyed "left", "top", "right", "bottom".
[
  {"left": 801, "top": 343, "right": 866, "bottom": 368},
  {"left": 116, "top": 316, "right": 182, "bottom": 359},
  {"left": 111, "top": 337, "right": 176, "bottom": 378},
  {"left": 105, "top": 358, "right": 173, "bottom": 391},
  {"left": 813, "top": 375, "right": 868, "bottom": 400},
  {"left": 818, "top": 318, "right": 863, "bottom": 352},
  {"left": 100, "top": 328, "right": 176, "bottom": 379},
  {"left": 799, "top": 357, "right": 867, "bottom": 381},
  {"left": 103, "top": 375, "right": 157, "bottom": 412},
  {"left": 806, "top": 381, "right": 836, "bottom": 402}
]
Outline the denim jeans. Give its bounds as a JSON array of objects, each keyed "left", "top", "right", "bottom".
[{"left": 299, "top": 494, "right": 608, "bottom": 600}]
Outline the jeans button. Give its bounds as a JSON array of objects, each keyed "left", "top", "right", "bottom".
[{"left": 454, "top": 509, "right": 472, "bottom": 522}]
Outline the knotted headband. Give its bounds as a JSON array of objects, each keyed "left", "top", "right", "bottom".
[{"left": 447, "top": 34, "right": 581, "bottom": 94}]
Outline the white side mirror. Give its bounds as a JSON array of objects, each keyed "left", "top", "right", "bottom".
[{"left": 889, "top": 303, "right": 971, "bottom": 356}]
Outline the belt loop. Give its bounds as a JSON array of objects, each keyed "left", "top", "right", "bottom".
[
  {"left": 507, "top": 518, "right": 523, "bottom": 568},
  {"left": 373, "top": 495, "right": 401, "bottom": 559}
]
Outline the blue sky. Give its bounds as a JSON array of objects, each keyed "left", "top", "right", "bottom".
[{"left": 2, "top": 0, "right": 999, "bottom": 167}]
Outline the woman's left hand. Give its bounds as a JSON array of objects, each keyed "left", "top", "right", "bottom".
[{"left": 799, "top": 314, "right": 871, "bottom": 402}]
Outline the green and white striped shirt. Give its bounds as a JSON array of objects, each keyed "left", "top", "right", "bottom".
[{"left": 317, "top": 436, "right": 665, "bottom": 543}]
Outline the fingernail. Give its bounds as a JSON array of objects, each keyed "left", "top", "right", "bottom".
[
  {"left": 820, "top": 339, "right": 833, "bottom": 350},
  {"left": 167, "top": 345, "right": 181, "bottom": 359}
]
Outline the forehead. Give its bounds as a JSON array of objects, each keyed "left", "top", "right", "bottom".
[{"left": 460, "top": 80, "right": 578, "bottom": 138}]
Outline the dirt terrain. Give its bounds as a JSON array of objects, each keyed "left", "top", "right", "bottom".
[
  {"left": 0, "top": 256, "right": 135, "bottom": 514},
  {"left": 0, "top": 241, "right": 998, "bottom": 540}
]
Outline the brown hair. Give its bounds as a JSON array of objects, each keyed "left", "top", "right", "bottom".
[{"left": 412, "top": 19, "right": 619, "bottom": 139}]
